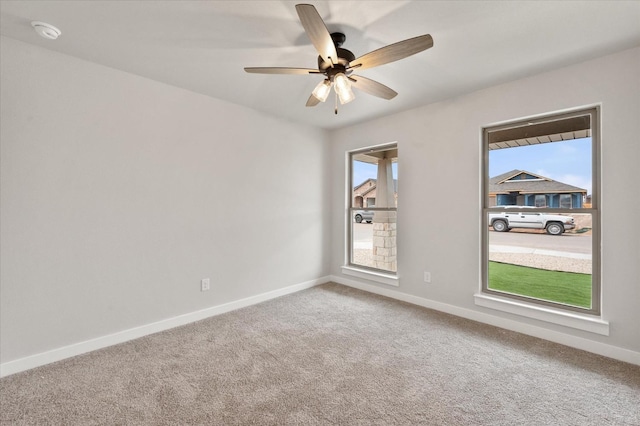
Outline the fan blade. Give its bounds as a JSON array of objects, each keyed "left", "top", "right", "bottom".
[
  {"left": 244, "top": 67, "right": 319, "bottom": 75},
  {"left": 295, "top": 4, "right": 338, "bottom": 65},
  {"left": 306, "top": 94, "right": 321, "bottom": 107},
  {"left": 349, "top": 75, "right": 397, "bottom": 100},
  {"left": 349, "top": 34, "right": 433, "bottom": 71}
]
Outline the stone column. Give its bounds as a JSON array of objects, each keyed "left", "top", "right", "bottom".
[{"left": 372, "top": 157, "right": 397, "bottom": 272}]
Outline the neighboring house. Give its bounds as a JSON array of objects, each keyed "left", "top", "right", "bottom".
[
  {"left": 353, "top": 178, "right": 398, "bottom": 208},
  {"left": 489, "top": 170, "right": 586, "bottom": 208}
]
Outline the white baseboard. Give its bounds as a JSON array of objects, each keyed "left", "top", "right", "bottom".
[
  {"left": 0, "top": 276, "right": 330, "bottom": 378},
  {"left": 330, "top": 275, "right": 640, "bottom": 366}
]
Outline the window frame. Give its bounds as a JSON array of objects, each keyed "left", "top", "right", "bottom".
[
  {"left": 346, "top": 142, "right": 398, "bottom": 278},
  {"left": 481, "top": 107, "right": 601, "bottom": 316}
]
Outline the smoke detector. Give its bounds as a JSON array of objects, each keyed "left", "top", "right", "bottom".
[{"left": 31, "top": 21, "right": 61, "bottom": 40}]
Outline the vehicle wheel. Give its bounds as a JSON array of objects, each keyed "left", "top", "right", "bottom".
[
  {"left": 546, "top": 222, "right": 564, "bottom": 235},
  {"left": 492, "top": 220, "right": 508, "bottom": 232},
  {"left": 355, "top": 215, "right": 363, "bottom": 223}
]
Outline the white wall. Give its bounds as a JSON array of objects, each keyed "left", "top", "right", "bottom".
[
  {"left": 329, "top": 47, "right": 640, "bottom": 356},
  {"left": 0, "top": 36, "right": 330, "bottom": 365}
]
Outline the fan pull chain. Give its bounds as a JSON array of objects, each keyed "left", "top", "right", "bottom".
[{"left": 335, "top": 91, "right": 338, "bottom": 115}]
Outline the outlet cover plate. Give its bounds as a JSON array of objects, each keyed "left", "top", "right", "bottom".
[{"left": 201, "top": 278, "right": 210, "bottom": 291}]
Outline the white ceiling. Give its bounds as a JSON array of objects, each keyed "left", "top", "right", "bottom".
[{"left": 1, "top": 1, "right": 639, "bottom": 130}]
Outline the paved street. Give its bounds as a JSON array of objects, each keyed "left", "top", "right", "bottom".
[{"left": 353, "top": 223, "right": 591, "bottom": 255}]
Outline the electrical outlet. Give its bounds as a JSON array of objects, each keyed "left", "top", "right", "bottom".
[
  {"left": 201, "top": 278, "right": 210, "bottom": 292},
  {"left": 424, "top": 272, "right": 431, "bottom": 283}
]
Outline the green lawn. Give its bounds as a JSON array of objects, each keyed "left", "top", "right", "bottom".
[{"left": 488, "top": 261, "right": 591, "bottom": 308}]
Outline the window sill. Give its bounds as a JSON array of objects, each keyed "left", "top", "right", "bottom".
[
  {"left": 474, "top": 293, "right": 609, "bottom": 335},
  {"left": 341, "top": 266, "right": 399, "bottom": 287}
]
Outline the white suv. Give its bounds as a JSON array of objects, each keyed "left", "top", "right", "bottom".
[{"left": 489, "top": 207, "right": 575, "bottom": 235}]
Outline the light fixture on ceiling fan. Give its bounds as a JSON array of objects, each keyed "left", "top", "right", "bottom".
[
  {"left": 312, "top": 73, "right": 354, "bottom": 105},
  {"left": 244, "top": 3, "right": 433, "bottom": 114}
]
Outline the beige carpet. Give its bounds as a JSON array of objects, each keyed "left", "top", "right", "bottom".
[{"left": 1, "top": 283, "right": 639, "bottom": 425}]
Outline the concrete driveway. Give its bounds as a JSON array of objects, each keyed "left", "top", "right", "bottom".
[{"left": 489, "top": 230, "right": 592, "bottom": 255}]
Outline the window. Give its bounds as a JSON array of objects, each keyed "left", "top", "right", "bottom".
[
  {"left": 534, "top": 195, "right": 547, "bottom": 207},
  {"left": 347, "top": 143, "right": 398, "bottom": 275},
  {"left": 560, "top": 194, "right": 572, "bottom": 209},
  {"left": 482, "top": 107, "right": 600, "bottom": 315}
]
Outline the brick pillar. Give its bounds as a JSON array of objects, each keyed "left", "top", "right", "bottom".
[{"left": 372, "top": 220, "right": 397, "bottom": 272}]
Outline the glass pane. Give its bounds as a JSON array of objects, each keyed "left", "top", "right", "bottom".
[
  {"left": 351, "top": 158, "right": 398, "bottom": 208},
  {"left": 488, "top": 137, "right": 593, "bottom": 209},
  {"left": 487, "top": 211, "right": 593, "bottom": 309},
  {"left": 352, "top": 159, "right": 378, "bottom": 209},
  {"left": 349, "top": 145, "right": 398, "bottom": 274},
  {"left": 351, "top": 210, "right": 374, "bottom": 268},
  {"left": 351, "top": 209, "right": 397, "bottom": 273}
]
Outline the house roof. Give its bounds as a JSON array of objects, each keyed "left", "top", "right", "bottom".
[
  {"left": 354, "top": 179, "right": 398, "bottom": 197},
  {"left": 489, "top": 170, "right": 587, "bottom": 194},
  {"left": 354, "top": 178, "right": 376, "bottom": 193}
]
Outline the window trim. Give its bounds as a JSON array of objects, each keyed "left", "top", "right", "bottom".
[
  {"left": 473, "top": 293, "right": 609, "bottom": 335},
  {"left": 346, "top": 142, "right": 398, "bottom": 278},
  {"left": 480, "top": 106, "right": 601, "bottom": 316},
  {"left": 341, "top": 265, "right": 399, "bottom": 287}
]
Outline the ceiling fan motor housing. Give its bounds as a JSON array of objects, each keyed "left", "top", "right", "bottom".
[
  {"left": 317, "top": 47, "right": 355, "bottom": 74},
  {"left": 317, "top": 32, "right": 355, "bottom": 74}
]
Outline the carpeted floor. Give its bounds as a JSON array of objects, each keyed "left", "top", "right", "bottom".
[{"left": 1, "top": 283, "right": 639, "bottom": 425}]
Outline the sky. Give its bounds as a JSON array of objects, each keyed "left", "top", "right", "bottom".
[
  {"left": 353, "top": 137, "right": 593, "bottom": 195},
  {"left": 489, "top": 137, "right": 592, "bottom": 195},
  {"left": 353, "top": 162, "right": 397, "bottom": 189}
]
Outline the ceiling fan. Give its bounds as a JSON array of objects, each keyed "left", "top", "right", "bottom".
[{"left": 244, "top": 4, "right": 433, "bottom": 113}]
